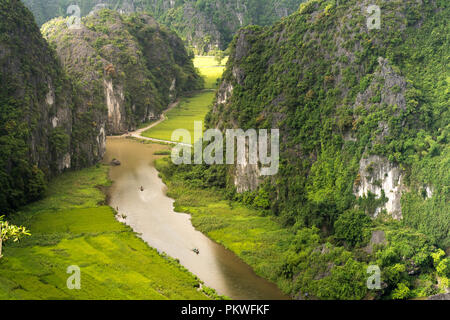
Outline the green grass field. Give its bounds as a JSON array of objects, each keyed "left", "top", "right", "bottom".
[
  {"left": 142, "top": 56, "right": 226, "bottom": 144},
  {"left": 155, "top": 158, "right": 294, "bottom": 288},
  {"left": 142, "top": 92, "right": 215, "bottom": 144},
  {"left": 0, "top": 165, "right": 212, "bottom": 300},
  {"left": 194, "top": 56, "right": 226, "bottom": 89}
]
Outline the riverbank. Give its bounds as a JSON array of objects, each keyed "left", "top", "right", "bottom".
[
  {"left": 0, "top": 165, "right": 215, "bottom": 300},
  {"left": 155, "top": 158, "right": 295, "bottom": 297},
  {"left": 105, "top": 139, "right": 286, "bottom": 299},
  {"left": 129, "top": 55, "right": 293, "bottom": 298}
]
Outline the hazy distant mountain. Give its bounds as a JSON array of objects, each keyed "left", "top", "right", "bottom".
[{"left": 22, "top": 0, "right": 306, "bottom": 53}]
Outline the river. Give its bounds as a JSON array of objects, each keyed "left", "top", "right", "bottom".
[{"left": 104, "top": 138, "right": 288, "bottom": 300}]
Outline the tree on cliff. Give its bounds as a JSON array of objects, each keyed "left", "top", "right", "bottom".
[{"left": 0, "top": 216, "right": 30, "bottom": 259}]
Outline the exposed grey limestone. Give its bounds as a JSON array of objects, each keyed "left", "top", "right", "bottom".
[
  {"left": 234, "top": 163, "right": 261, "bottom": 193},
  {"left": 428, "top": 293, "right": 450, "bottom": 300},
  {"left": 364, "top": 230, "right": 387, "bottom": 254},
  {"left": 104, "top": 79, "right": 126, "bottom": 134},
  {"left": 354, "top": 155, "right": 405, "bottom": 219}
]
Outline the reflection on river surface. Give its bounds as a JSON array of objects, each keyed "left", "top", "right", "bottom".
[{"left": 105, "top": 138, "right": 289, "bottom": 300}]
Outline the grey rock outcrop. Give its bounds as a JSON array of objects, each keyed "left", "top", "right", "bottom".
[{"left": 354, "top": 155, "right": 405, "bottom": 219}]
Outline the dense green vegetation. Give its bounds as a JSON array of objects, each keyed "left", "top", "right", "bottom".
[
  {"left": 0, "top": 0, "right": 53, "bottom": 212},
  {"left": 42, "top": 9, "right": 203, "bottom": 134},
  {"left": 158, "top": 0, "right": 449, "bottom": 299},
  {"left": 194, "top": 56, "right": 227, "bottom": 89},
  {"left": 0, "top": 164, "right": 216, "bottom": 299},
  {"left": 157, "top": 156, "right": 449, "bottom": 300},
  {"left": 0, "top": 0, "right": 104, "bottom": 214},
  {"left": 23, "top": 0, "right": 306, "bottom": 54},
  {"left": 214, "top": 0, "right": 449, "bottom": 240}
]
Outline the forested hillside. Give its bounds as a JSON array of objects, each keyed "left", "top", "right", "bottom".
[
  {"left": 0, "top": 2, "right": 201, "bottom": 213},
  {"left": 42, "top": 9, "right": 202, "bottom": 134},
  {"left": 0, "top": 0, "right": 105, "bottom": 213},
  {"left": 163, "top": 0, "right": 449, "bottom": 299},
  {"left": 22, "top": 0, "right": 306, "bottom": 53}
]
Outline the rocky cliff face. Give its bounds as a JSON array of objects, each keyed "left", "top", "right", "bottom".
[
  {"left": 42, "top": 9, "right": 202, "bottom": 135},
  {"left": 0, "top": 0, "right": 104, "bottom": 212},
  {"left": 349, "top": 56, "right": 409, "bottom": 219},
  {"left": 208, "top": 0, "right": 449, "bottom": 233},
  {"left": 353, "top": 155, "right": 404, "bottom": 219}
]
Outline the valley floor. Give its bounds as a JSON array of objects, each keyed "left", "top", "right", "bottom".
[
  {"left": 155, "top": 158, "right": 295, "bottom": 295},
  {"left": 142, "top": 91, "right": 215, "bottom": 144},
  {"left": 0, "top": 165, "right": 211, "bottom": 300},
  {"left": 1, "top": 52, "right": 443, "bottom": 300}
]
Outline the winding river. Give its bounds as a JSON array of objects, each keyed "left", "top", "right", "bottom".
[{"left": 104, "top": 138, "right": 288, "bottom": 300}]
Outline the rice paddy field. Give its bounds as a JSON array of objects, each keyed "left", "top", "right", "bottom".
[
  {"left": 0, "top": 165, "right": 212, "bottom": 300},
  {"left": 0, "top": 55, "right": 229, "bottom": 300},
  {"left": 142, "top": 56, "right": 226, "bottom": 144},
  {"left": 194, "top": 56, "right": 227, "bottom": 89},
  {"left": 141, "top": 92, "right": 215, "bottom": 144}
]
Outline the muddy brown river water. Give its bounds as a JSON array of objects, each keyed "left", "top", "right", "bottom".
[{"left": 104, "top": 138, "right": 289, "bottom": 300}]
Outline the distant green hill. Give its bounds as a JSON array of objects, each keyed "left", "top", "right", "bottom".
[{"left": 22, "top": 0, "right": 306, "bottom": 53}]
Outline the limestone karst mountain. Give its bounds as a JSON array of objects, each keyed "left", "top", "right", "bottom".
[
  {"left": 22, "top": 0, "right": 307, "bottom": 53},
  {"left": 0, "top": 2, "right": 201, "bottom": 212},
  {"left": 210, "top": 0, "right": 448, "bottom": 246},
  {"left": 42, "top": 9, "right": 202, "bottom": 135},
  {"left": 0, "top": 0, "right": 104, "bottom": 211}
]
